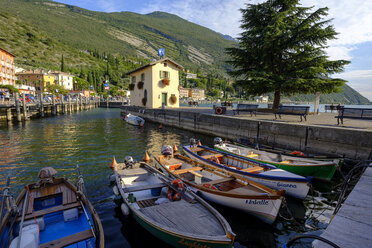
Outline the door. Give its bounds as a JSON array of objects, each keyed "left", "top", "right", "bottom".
[{"left": 162, "top": 93, "right": 167, "bottom": 106}]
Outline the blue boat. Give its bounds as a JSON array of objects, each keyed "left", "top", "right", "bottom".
[{"left": 0, "top": 167, "right": 104, "bottom": 248}]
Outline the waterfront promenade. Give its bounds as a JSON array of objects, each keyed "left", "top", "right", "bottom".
[{"left": 121, "top": 105, "right": 372, "bottom": 160}]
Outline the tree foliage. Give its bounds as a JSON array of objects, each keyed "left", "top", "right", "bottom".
[{"left": 226, "top": 0, "right": 350, "bottom": 108}]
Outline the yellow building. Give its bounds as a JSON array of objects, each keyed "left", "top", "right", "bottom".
[{"left": 128, "top": 58, "right": 183, "bottom": 108}]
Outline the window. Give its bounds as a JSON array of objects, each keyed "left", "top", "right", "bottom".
[
  {"left": 144, "top": 89, "right": 147, "bottom": 99},
  {"left": 141, "top": 73, "right": 145, "bottom": 81},
  {"left": 159, "top": 71, "right": 170, "bottom": 79},
  {"left": 131, "top": 76, "right": 136, "bottom": 84}
]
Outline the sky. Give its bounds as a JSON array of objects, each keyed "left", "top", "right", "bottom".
[{"left": 55, "top": 0, "right": 372, "bottom": 101}]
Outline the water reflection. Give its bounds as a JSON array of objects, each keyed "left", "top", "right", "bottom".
[{"left": 0, "top": 108, "right": 340, "bottom": 247}]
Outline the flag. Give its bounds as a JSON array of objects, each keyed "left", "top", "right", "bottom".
[{"left": 157, "top": 48, "right": 165, "bottom": 57}]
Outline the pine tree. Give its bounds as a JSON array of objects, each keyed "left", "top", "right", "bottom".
[
  {"left": 226, "top": 0, "right": 350, "bottom": 109},
  {"left": 61, "top": 54, "right": 65, "bottom": 72}
]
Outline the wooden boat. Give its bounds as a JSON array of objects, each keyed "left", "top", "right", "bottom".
[
  {"left": 0, "top": 167, "right": 104, "bottom": 248},
  {"left": 112, "top": 157, "right": 235, "bottom": 248},
  {"left": 183, "top": 144, "right": 312, "bottom": 200},
  {"left": 123, "top": 113, "right": 145, "bottom": 126},
  {"left": 154, "top": 151, "right": 284, "bottom": 224},
  {"left": 214, "top": 139, "right": 338, "bottom": 181}
]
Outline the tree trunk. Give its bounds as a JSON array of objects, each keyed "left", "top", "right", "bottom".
[{"left": 273, "top": 89, "right": 281, "bottom": 110}]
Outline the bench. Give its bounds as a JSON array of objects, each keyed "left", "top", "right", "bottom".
[
  {"left": 233, "top": 104, "right": 259, "bottom": 116},
  {"left": 221, "top": 101, "right": 233, "bottom": 107},
  {"left": 123, "top": 183, "right": 166, "bottom": 193},
  {"left": 335, "top": 107, "right": 372, "bottom": 124},
  {"left": 325, "top": 105, "right": 343, "bottom": 112},
  {"left": 274, "top": 105, "right": 310, "bottom": 121},
  {"left": 240, "top": 167, "right": 264, "bottom": 173}
]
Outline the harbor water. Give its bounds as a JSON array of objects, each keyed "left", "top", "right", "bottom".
[{"left": 0, "top": 108, "right": 344, "bottom": 247}]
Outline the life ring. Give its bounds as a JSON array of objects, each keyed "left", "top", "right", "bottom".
[
  {"left": 290, "top": 151, "right": 305, "bottom": 156},
  {"left": 167, "top": 179, "right": 184, "bottom": 201},
  {"left": 202, "top": 183, "right": 218, "bottom": 190},
  {"left": 215, "top": 107, "right": 223, "bottom": 115}
]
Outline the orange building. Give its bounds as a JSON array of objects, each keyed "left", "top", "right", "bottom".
[{"left": 0, "top": 48, "right": 16, "bottom": 86}]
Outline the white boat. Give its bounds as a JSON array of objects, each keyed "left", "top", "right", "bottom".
[
  {"left": 154, "top": 148, "right": 284, "bottom": 224},
  {"left": 112, "top": 157, "right": 235, "bottom": 247},
  {"left": 124, "top": 113, "right": 145, "bottom": 126},
  {"left": 183, "top": 144, "right": 311, "bottom": 200}
]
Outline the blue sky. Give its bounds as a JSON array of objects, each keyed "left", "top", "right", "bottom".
[{"left": 55, "top": 0, "right": 372, "bottom": 101}]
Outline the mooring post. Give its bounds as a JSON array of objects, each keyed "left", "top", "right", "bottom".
[
  {"left": 22, "top": 92, "right": 29, "bottom": 120},
  {"left": 52, "top": 94, "right": 56, "bottom": 115},
  {"left": 106, "top": 97, "right": 109, "bottom": 108},
  {"left": 61, "top": 94, "right": 65, "bottom": 114},
  {"left": 6, "top": 108, "right": 12, "bottom": 122},
  {"left": 40, "top": 94, "right": 44, "bottom": 117},
  {"left": 68, "top": 95, "right": 71, "bottom": 112},
  {"left": 14, "top": 93, "right": 21, "bottom": 122}
]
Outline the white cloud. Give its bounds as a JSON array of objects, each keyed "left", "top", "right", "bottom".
[{"left": 338, "top": 70, "right": 372, "bottom": 100}]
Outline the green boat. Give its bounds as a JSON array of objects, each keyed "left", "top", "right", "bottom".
[
  {"left": 112, "top": 157, "right": 235, "bottom": 248},
  {"left": 214, "top": 139, "right": 338, "bottom": 181}
]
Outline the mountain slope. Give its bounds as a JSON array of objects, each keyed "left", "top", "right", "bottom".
[{"left": 0, "top": 0, "right": 234, "bottom": 73}]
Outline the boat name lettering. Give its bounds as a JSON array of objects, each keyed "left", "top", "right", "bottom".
[
  {"left": 178, "top": 238, "right": 211, "bottom": 248},
  {"left": 277, "top": 182, "right": 297, "bottom": 188},
  {"left": 245, "top": 199, "right": 269, "bottom": 205}
]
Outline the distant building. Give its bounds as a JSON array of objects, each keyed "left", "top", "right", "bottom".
[
  {"left": 190, "top": 88, "right": 205, "bottom": 100},
  {"left": 179, "top": 87, "right": 190, "bottom": 98},
  {"left": 128, "top": 58, "right": 183, "bottom": 108},
  {"left": 185, "top": 72, "right": 197, "bottom": 79},
  {"left": 0, "top": 48, "right": 16, "bottom": 86},
  {"left": 255, "top": 95, "right": 269, "bottom": 103},
  {"left": 53, "top": 71, "right": 74, "bottom": 90}
]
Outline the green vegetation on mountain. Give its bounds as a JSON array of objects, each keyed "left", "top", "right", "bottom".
[{"left": 0, "top": 0, "right": 369, "bottom": 103}]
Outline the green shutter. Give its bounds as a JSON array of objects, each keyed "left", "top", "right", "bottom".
[
  {"left": 167, "top": 71, "right": 170, "bottom": 78},
  {"left": 159, "top": 70, "right": 162, "bottom": 79}
]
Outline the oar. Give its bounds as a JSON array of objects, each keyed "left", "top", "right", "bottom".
[
  {"left": 75, "top": 165, "right": 96, "bottom": 239},
  {"left": 17, "top": 190, "right": 29, "bottom": 248},
  {"left": 0, "top": 177, "right": 10, "bottom": 224}
]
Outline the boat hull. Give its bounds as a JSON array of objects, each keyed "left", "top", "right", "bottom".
[
  {"left": 195, "top": 189, "right": 282, "bottom": 224},
  {"left": 215, "top": 145, "right": 337, "bottom": 181},
  {"left": 132, "top": 209, "right": 232, "bottom": 248},
  {"left": 184, "top": 146, "right": 310, "bottom": 199}
]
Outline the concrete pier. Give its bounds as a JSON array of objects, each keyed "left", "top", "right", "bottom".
[
  {"left": 120, "top": 106, "right": 372, "bottom": 160},
  {"left": 313, "top": 167, "right": 372, "bottom": 247}
]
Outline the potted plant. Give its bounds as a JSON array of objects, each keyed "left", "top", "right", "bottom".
[
  {"left": 142, "top": 97, "right": 147, "bottom": 106},
  {"left": 137, "top": 81, "right": 144, "bottom": 89},
  {"left": 170, "top": 94, "right": 177, "bottom": 104},
  {"left": 129, "top": 83, "right": 135, "bottom": 91},
  {"left": 162, "top": 78, "right": 170, "bottom": 86}
]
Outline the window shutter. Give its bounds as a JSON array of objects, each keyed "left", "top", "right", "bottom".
[
  {"left": 167, "top": 71, "right": 170, "bottom": 78},
  {"left": 159, "top": 70, "right": 162, "bottom": 79}
]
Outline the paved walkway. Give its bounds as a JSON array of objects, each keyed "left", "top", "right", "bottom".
[
  {"left": 178, "top": 107, "right": 372, "bottom": 131},
  {"left": 313, "top": 167, "right": 372, "bottom": 247}
]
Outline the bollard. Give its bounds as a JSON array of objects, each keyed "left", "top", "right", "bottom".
[
  {"left": 40, "top": 94, "right": 44, "bottom": 117},
  {"left": 14, "top": 93, "right": 21, "bottom": 122},
  {"left": 68, "top": 95, "right": 72, "bottom": 113},
  {"left": 52, "top": 94, "right": 56, "bottom": 115},
  {"left": 6, "top": 108, "right": 12, "bottom": 122},
  {"left": 22, "top": 92, "right": 29, "bottom": 120}
]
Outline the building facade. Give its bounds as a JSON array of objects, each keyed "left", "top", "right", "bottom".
[
  {"left": 0, "top": 48, "right": 15, "bottom": 86},
  {"left": 53, "top": 72, "right": 74, "bottom": 90},
  {"left": 128, "top": 58, "right": 183, "bottom": 108}
]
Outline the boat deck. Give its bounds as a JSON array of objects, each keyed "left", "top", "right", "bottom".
[
  {"left": 313, "top": 167, "right": 372, "bottom": 247},
  {"left": 139, "top": 200, "right": 226, "bottom": 236}
]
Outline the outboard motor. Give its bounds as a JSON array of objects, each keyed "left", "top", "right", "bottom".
[
  {"left": 161, "top": 145, "right": 173, "bottom": 156},
  {"left": 124, "top": 156, "right": 135, "bottom": 169},
  {"left": 276, "top": 153, "right": 283, "bottom": 163},
  {"left": 214, "top": 137, "right": 223, "bottom": 145},
  {"left": 189, "top": 138, "right": 197, "bottom": 146}
]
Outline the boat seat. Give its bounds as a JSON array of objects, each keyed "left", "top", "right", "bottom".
[
  {"left": 173, "top": 167, "right": 203, "bottom": 175},
  {"left": 189, "top": 170, "right": 203, "bottom": 178},
  {"left": 202, "top": 177, "right": 234, "bottom": 185},
  {"left": 201, "top": 154, "right": 224, "bottom": 160},
  {"left": 39, "top": 229, "right": 93, "bottom": 248},
  {"left": 123, "top": 183, "right": 166, "bottom": 193},
  {"left": 240, "top": 167, "right": 264, "bottom": 173}
]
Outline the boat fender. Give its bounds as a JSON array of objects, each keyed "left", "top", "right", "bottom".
[
  {"left": 202, "top": 183, "right": 218, "bottom": 190},
  {"left": 109, "top": 174, "right": 116, "bottom": 183},
  {"left": 113, "top": 185, "right": 119, "bottom": 196},
  {"left": 290, "top": 151, "right": 305, "bottom": 156},
  {"left": 121, "top": 203, "right": 130, "bottom": 216}
]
